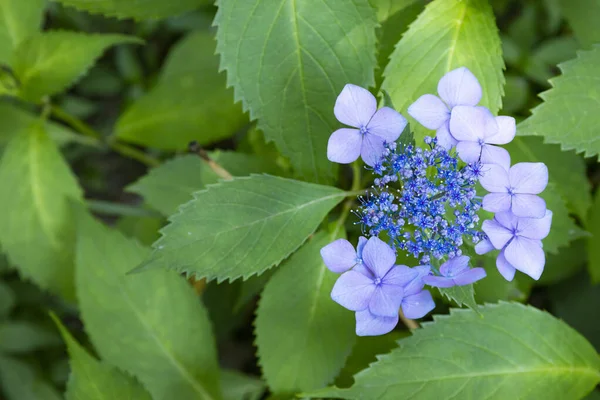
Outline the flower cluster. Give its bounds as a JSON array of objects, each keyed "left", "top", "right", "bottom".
[
  {"left": 321, "top": 67, "right": 552, "bottom": 336},
  {"left": 357, "top": 139, "right": 485, "bottom": 263}
]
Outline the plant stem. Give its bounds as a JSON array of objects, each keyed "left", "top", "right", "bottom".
[
  {"left": 399, "top": 309, "right": 420, "bottom": 330},
  {"left": 50, "top": 104, "right": 161, "bottom": 167},
  {"left": 188, "top": 141, "right": 233, "bottom": 180}
]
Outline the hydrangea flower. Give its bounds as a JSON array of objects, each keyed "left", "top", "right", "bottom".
[
  {"left": 449, "top": 106, "right": 516, "bottom": 170},
  {"left": 328, "top": 84, "right": 407, "bottom": 166},
  {"left": 477, "top": 210, "right": 553, "bottom": 280},
  {"left": 408, "top": 67, "right": 482, "bottom": 149},
  {"left": 357, "top": 138, "right": 485, "bottom": 263},
  {"left": 422, "top": 256, "right": 486, "bottom": 288},
  {"left": 320, "top": 237, "right": 366, "bottom": 273},
  {"left": 479, "top": 163, "right": 549, "bottom": 218},
  {"left": 394, "top": 265, "right": 435, "bottom": 319},
  {"left": 327, "top": 236, "right": 433, "bottom": 336}
]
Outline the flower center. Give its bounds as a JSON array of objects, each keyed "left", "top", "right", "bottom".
[
  {"left": 359, "top": 126, "right": 369, "bottom": 136},
  {"left": 373, "top": 277, "right": 382, "bottom": 285},
  {"left": 507, "top": 187, "right": 515, "bottom": 196},
  {"left": 477, "top": 138, "right": 485, "bottom": 146}
]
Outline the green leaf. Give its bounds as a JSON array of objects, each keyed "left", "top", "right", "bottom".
[
  {"left": 505, "top": 136, "right": 589, "bottom": 251},
  {"left": 75, "top": 212, "right": 222, "bottom": 400},
  {"left": 559, "top": 0, "right": 600, "bottom": 48},
  {"left": 382, "top": 0, "right": 505, "bottom": 144},
  {"left": 139, "top": 175, "right": 346, "bottom": 282},
  {"left": 0, "top": 281, "right": 15, "bottom": 318},
  {"left": 518, "top": 46, "right": 600, "bottom": 159},
  {"left": 0, "top": 103, "right": 98, "bottom": 148},
  {"left": 51, "top": 314, "right": 152, "bottom": 400},
  {"left": 587, "top": 189, "right": 600, "bottom": 283},
  {"left": 0, "top": 321, "right": 62, "bottom": 353},
  {"left": 0, "top": 0, "right": 45, "bottom": 65},
  {"left": 128, "top": 152, "right": 280, "bottom": 216},
  {"left": 12, "top": 31, "right": 142, "bottom": 102},
  {"left": 539, "top": 239, "right": 586, "bottom": 285},
  {"left": 115, "top": 31, "right": 246, "bottom": 150},
  {"left": 310, "top": 302, "right": 600, "bottom": 400},
  {"left": 220, "top": 370, "right": 266, "bottom": 400},
  {"left": 549, "top": 272, "right": 600, "bottom": 352},
  {"left": 335, "top": 332, "right": 406, "bottom": 388},
  {"left": 437, "top": 284, "right": 477, "bottom": 309},
  {"left": 0, "top": 355, "right": 62, "bottom": 400},
  {"left": 52, "top": 0, "right": 210, "bottom": 20},
  {"left": 256, "top": 231, "right": 355, "bottom": 394},
  {"left": 215, "top": 0, "right": 378, "bottom": 182},
  {"left": 474, "top": 256, "right": 532, "bottom": 302},
  {"left": 0, "top": 122, "right": 82, "bottom": 301}
]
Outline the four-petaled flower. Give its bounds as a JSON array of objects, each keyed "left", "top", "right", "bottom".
[
  {"left": 328, "top": 84, "right": 407, "bottom": 166},
  {"left": 422, "top": 256, "right": 486, "bottom": 288},
  {"left": 327, "top": 236, "right": 433, "bottom": 336},
  {"left": 477, "top": 210, "right": 552, "bottom": 280},
  {"left": 408, "top": 67, "right": 482, "bottom": 149},
  {"left": 449, "top": 106, "right": 516, "bottom": 171},
  {"left": 479, "top": 163, "right": 548, "bottom": 218}
]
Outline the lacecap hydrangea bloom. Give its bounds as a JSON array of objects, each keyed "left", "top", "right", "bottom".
[{"left": 321, "top": 67, "right": 553, "bottom": 336}]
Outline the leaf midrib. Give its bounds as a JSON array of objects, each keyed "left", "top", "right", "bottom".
[
  {"left": 161, "top": 190, "right": 346, "bottom": 252},
  {"left": 114, "top": 275, "right": 215, "bottom": 399}
]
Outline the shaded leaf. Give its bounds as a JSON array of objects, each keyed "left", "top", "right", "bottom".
[
  {"left": 12, "top": 31, "right": 142, "bottom": 102},
  {"left": 0, "top": 281, "right": 15, "bottom": 318},
  {"left": 221, "top": 370, "right": 266, "bottom": 400},
  {"left": 559, "top": 0, "right": 600, "bottom": 48},
  {"left": 549, "top": 272, "right": 600, "bottom": 352},
  {"left": 51, "top": 314, "right": 152, "bottom": 400},
  {"left": 0, "top": 122, "right": 82, "bottom": 301},
  {"left": 335, "top": 332, "right": 406, "bottom": 388},
  {"left": 0, "top": 102, "right": 98, "bottom": 148},
  {"left": 587, "top": 189, "right": 600, "bottom": 283},
  {"left": 474, "top": 256, "right": 532, "bottom": 302},
  {"left": 518, "top": 46, "right": 600, "bottom": 159},
  {"left": 52, "top": 0, "right": 211, "bottom": 20},
  {"left": 256, "top": 231, "right": 355, "bottom": 393},
  {"left": 140, "top": 175, "right": 346, "bottom": 282},
  {"left": 539, "top": 239, "right": 586, "bottom": 285},
  {"left": 0, "top": 356, "right": 62, "bottom": 400},
  {"left": 76, "top": 212, "right": 222, "bottom": 400},
  {"left": 116, "top": 31, "right": 246, "bottom": 150},
  {"left": 0, "top": 321, "right": 62, "bottom": 353},
  {"left": 382, "top": 0, "right": 505, "bottom": 143},
  {"left": 0, "top": 0, "right": 45, "bottom": 64},
  {"left": 215, "top": 0, "right": 377, "bottom": 182},
  {"left": 311, "top": 302, "right": 600, "bottom": 400}
]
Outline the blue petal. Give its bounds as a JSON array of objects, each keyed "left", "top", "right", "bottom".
[
  {"left": 453, "top": 268, "right": 486, "bottom": 286},
  {"left": 401, "top": 290, "right": 435, "bottom": 319},
  {"left": 437, "top": 67, "right": 482, "bottom": 108},
  {"left": 334, "top": 84, "right": 377, "bottom": 128},
  {"left": 327, "top": 128, "right": 362, "bottom": 164},
  {"left": 422, "top": 275, "right": 455, "bottom": 288},
  {"left": 320, "top": 239, "right": 357, "bottom": 273},
  {"left": 355, "top": 309, "right": 399, "bottom": 336},
  {"left": 369, "top": 284, "right": 404, "bottom": 317},
  {"left": 361, "top": 236, "right": 396, "bottom": 279},
  {"left": 331, "top": 271, "right": 375, "bottom": 311},
  {"left": 407, "top": 94, "right": 449, "bottom": 130},
  {"left": 439, "top": 255, "right": 470, "bottom": 277}
]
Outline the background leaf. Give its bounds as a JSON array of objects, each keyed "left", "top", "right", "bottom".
[
  {"left": 312, "top": 302, "right": 600, "bottom": 400},
  {"left": 75, "top": 212, "right": 222, "bottom": 400},
  {"left": 12, "top": 31, "right": 142, "bottom": 102},
  {"left": 0, "top": 103, "right": 98, "bottom": 148},
  {"left": 0, "top": 355, "right": 62, "bottom": 400},
  {"left": 0, "top": 122, "right": 82, "bottom": 301},
  {"left": 115, "top": 31, "right": 246, "bottom": 150},
  {"left": 558, "top": 0, "right": 600, "bottom": 48},
  {"left": 0, "top": 0, "right": 45, "bottom": 64},
  {"left": 220, "top": 370, "right": 266, "bottom": 400},
  {"left": 128, "top": 152, "right": 280, "bottom": 216},
  {"left": 586, "top": 189, "right": 600, "bottom": 283},
  {"left": 518, "top": 46, "right": 600, "bottom": 159},
  {"left": 0, "top": 321, "right": 61, "bottom": 353},
  {"left": 215, "top": 0, "right": 378, "bottom": 182},
  {"left": 140, "top": 175, "right": 346, "bottom": 282},
  {"left": 52, "top": 315, "right": 152, "bottom": 400},
  {"left": 382, "top": 0, "right": 505, "bottom": 143},
  {"left": 51, "top": 0, "right": 210, "bottom": 20},
  {"left": 256, "top": 231, "right": 355, "bottom": 394}
]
